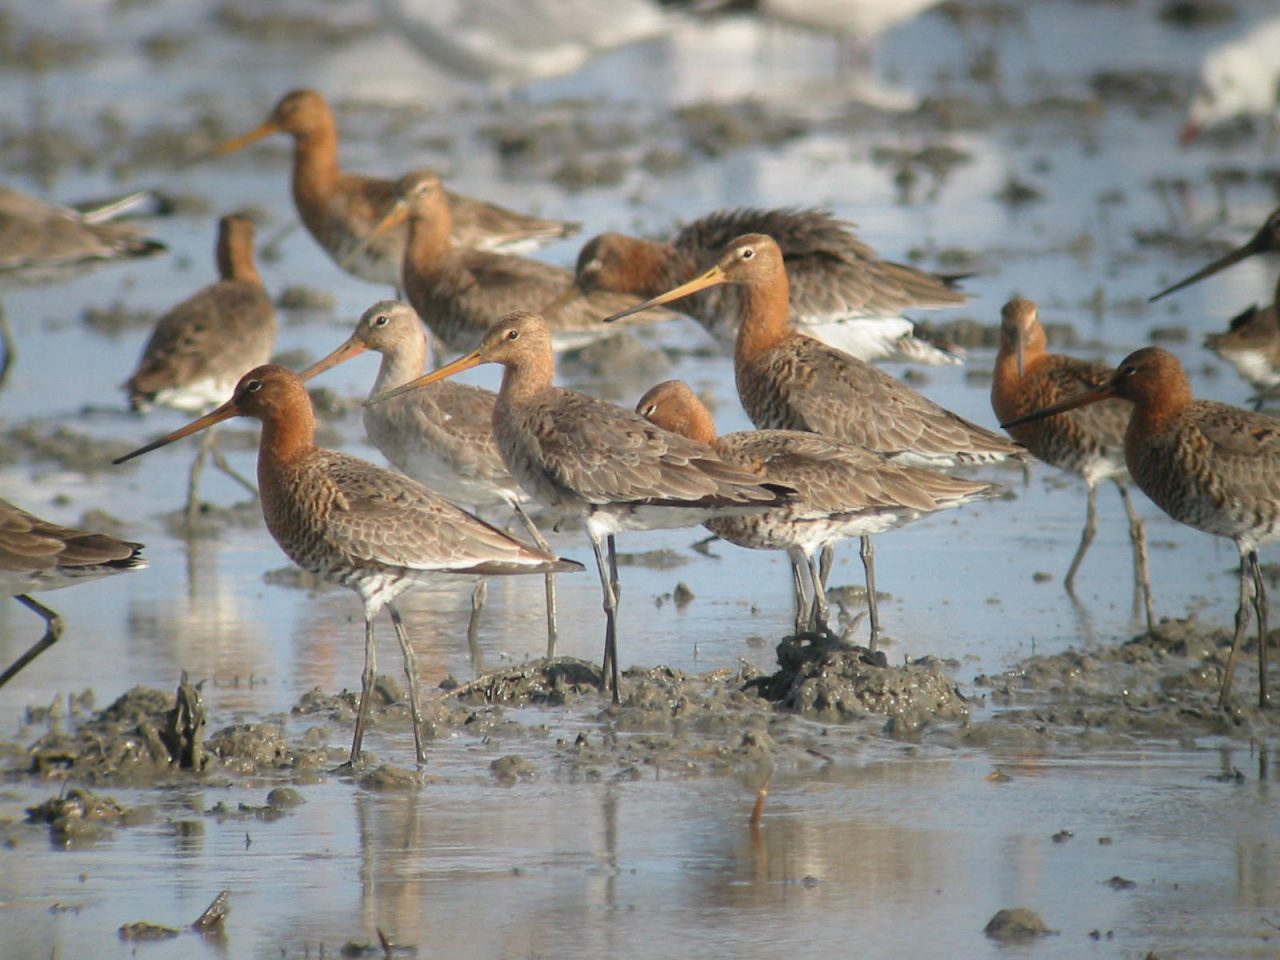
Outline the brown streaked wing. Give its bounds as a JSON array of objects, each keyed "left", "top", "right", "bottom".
[
  {"left": 295, "top": 451, "right": 563, "bottom": 574},
  {"left": 126, "top": 282, "right": 275, "bottom": 397},
  {"left": 742, "top": 337, "right": 1019, "bottom": 459},
  {"left": 517, "top": 390, "right": 782, "bottom": 507}
]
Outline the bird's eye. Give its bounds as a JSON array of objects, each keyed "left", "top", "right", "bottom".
[
  {"left": 374, "top": 315, "right": 389, "bottom": 327},
  {"left": 1118, "top": 365, "right": 1137, "bottom": 378},
  {"left": 506, "top": 328, "right": 520, "bottom": 341},
  {"left": 741, "top": 247, "right": 755, "bottom": 260},
  {"left": 246, "top": 379, "right": 263, "bottom": 394},
  {"left": 641, "top": 403, "right": 656, "bottom": 417}
]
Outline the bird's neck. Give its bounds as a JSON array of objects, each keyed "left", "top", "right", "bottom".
[
  {"left": 290, "top": 124, "right": 341, "bottom": 201},
  {"left": 406, "top": 201, "right": 452, "bottom": 277},
  {"left": 497, "top": 354, "right": 553, "bottom": 410},
  {"left": 373, "top": 340, "right": 428, "bottom": 395},
  {"left": 734, "top": 273, "right": 792, "bottom": 362},
  {"left": 217, "top": 239, "right": 263, "bottom": 287},
  {"left": 629, "top": 238, "right": 690, "bottom": 295},
  {"left": 259, "top": 410, "right": 318, "bottom": 478}
]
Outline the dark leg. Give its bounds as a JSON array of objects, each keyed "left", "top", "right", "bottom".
[
  {"left": 818, "top": 544, "right": 834, "bottom": 590},
  {"left": 608, "top": 535, "right": 621, "bottom": 697},
  {"left": 1065, "top": 482, "right": 1098, "bottom": 595},
  {"left": 1116, "top": 481, "right": 1156, "bottom": 634},
  {"left": 512, "top": 500, "right": 558, "bottom": 658},
  {"left": 208, "top": 431, "right": 259, "bottom": 497},
  {"left": 1219, "top": 551, "right": 1251, "bottom": 709},
  {"left": 350, "top": 615, "right": 378, "bottom": 766},
  {"left": 788, "top": 548, "right": 811, "bottom": 634},
  {"left": 860, "top": 536, "right": 880, "bottom": 651},
  {"left": 388, "top": 603, "right": 427, "bottom": 765},
  {"left": 466, "top": 579, "right": 487, "bottom": 669},
  {"left": 1248, "top": 551, "right": 1268, "bottom": 709},
  {"left": 186, "top": 430, "right": 215, "bottom": 526},
  {"left": 0, "top": 302, "right": 13, "bottom": 392},
  {"left": 590, "top": 531, "right": 621, "bottom": 704},
  {"left": 0, "top": 595, "right": 64, "bottom": 688},
  {"left": 807, "top": 551, "right": 831, "bottom": 634}
]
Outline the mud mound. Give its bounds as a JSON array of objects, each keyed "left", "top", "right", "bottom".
[
  {"left": 750, "top": 633, "right": 969, "bottom": 733},
  {"left": 969, "top": 618, "right": 1280, "bottom": 741}
]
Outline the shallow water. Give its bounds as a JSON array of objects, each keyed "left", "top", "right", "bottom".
[{"left": 2, "top": 0, "right": 1280, "bottom": 956}]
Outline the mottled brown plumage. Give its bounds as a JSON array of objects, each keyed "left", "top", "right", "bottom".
[
  {"left": 0, "top": 186, "right": 166, "bottom": 387},
  {"left": 1204, "top": 283, "right": 1280, "bottom": 404},
  {"left": 300, "top": 300, "right": 561, "bottom": 655},
  {"left": 122, "top": 213, "right": 276, "bottom": 522},
  {"left": 637, "top": 380, "right": 997, "bottom": 641},
  {"left": 215, "top": 89, "right": 579, "bottom": 286},
  {"left": 991, "top": 298, "right": 1154, "bottom": 627},
  {"left": 0, "top": 186, "right": 165, "bottom": 280},
  {"left": 125, "top": 213, "right": 275, "bottom": 412},
  {"left": 1002, "top": 346, "right": 1280, "bottom": 709},
  {"left": 371, "top": 311, "right": 792, "bottom": 700},
  {"left": 0, "top": 499, "right": 146, "bottom": 688},
  {"left": 114, "top": 365, "right": 579, "bottom": 766},
  {"left": 569, "top": 207, "right": 965, "bottom": 363},
  {"left": 607, "top": 234, "right": 1024, "bottom": 467},
  {"left": 357, "top": 170, "right": 674, "bottom": 354}
]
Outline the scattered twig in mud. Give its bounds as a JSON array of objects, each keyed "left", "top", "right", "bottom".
[
  {"left": 191, "top": 890, "right": 230, "bottom": 934},
  {"left": 749, "top": 775, "right": 771, "bottom": 829},
  {"left": 377, "top": 928, "right": 394, "bottom": 959}
]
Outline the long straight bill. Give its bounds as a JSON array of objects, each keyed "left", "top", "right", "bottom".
[
  {"left": 213, "top": 122, "right": 279, "bottom": 157},
  {"left": 1148, "top": 236, "right": 1264, "bottom": 303},
  {"left": 113, "top": 401, "right": 240, "bottom": 464},
  {"left": 298, "top": 337, "right": 367, "bottom": 381},
  {"left": 1000, "top": 381, "right": 1116, "bottom": 430},
  {"left": 600, "top": 264, "right": 729, "bottom": 324},
  {"left": 366, "top": 350, "right": 484, "bottom": 406},
  {"left": 339, "top": 202, "right": 409, "bottom": 271}
]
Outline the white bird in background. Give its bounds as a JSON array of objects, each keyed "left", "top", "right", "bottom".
[
  {"left": 734, "top": 0, "right": 947, "bottom": 44},
  {"left": 1181, "top": 16, "right": 1280, "bottom": 147},
  {"left": 377, "top": 0, "right": 678, "bottom": 89}
]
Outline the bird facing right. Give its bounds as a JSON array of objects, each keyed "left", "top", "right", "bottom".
[{"left": 0, "top": 499, "right": 146, "bottom": 688}]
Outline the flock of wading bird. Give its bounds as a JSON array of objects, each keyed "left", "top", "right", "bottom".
[{"left": 3, "top": 88, "right": 1278, "bottom": 769}]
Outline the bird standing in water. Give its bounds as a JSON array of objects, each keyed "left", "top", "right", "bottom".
[
  {"left": 991, "top": 298, "right": 1155, "bottom": 631},
  {"left": 636, "top": 379, "right": 999, "bottom": 638},
  {"left": 1002, "top": 346, "right": 1279, "bottom": 710},
  {"left": 0, "top": 500, "right": 146, "bottom": 688},
  {"left": 605, "top": 233, "right": 1024, "bottom": 646},
  {"left": 300, "top": 300, "right": 562, "bottom": 658},
  {"left": 115, "top": 365, "right": 579, "bottom": 766},
  {"left": 369, "top": 311, "right": 793, "bottom": 702},
  {"left": 123, "top": 212, "right": 275, "bottom": 524}
]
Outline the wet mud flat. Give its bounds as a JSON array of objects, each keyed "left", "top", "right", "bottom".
[
  {"left": 5, "top": 617, "right": 1273, "bottom": 791},
  {"left": 3, "top": 622, "right": 1278, "bottom": 958}
]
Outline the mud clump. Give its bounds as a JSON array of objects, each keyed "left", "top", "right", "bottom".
[
  {"left": 985, "top": 907, "right": 1052, "bottom": 941},
  {"left": 13, "top": 678, "right": 327, "bottom": 783},
  {"left": 750, "top": 633, "right": 969, "bottom": 732},
  {"left": 967, "top": 618, "right": 1280, "bottom": 742},
  {"left": 448, "top": 658, "right": 603, "bottom": 707},
  {"left": 491, "top": 755, "right": 537, "bottom": 784},
  {"left": 26, "top": 786, "right": 138, "bottom": 844},
  {"left": 23, "top": 683, "right": 206, "bottom": 782}
]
